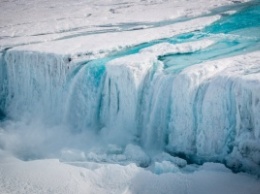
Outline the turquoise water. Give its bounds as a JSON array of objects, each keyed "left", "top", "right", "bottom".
[
  {"left": 66, "top": 1, "right": 260, "bottom": 144},
  {"left": 2, "top": 2, "right": 260, "bottom": 123},
  {"left": 204, "top": 3, "right": 260, "bottom": 34},
  {"left": 76, "top": 3, "right": 260, "bottom": 76},
  {"left": 159, "top": 3, "right": 260, "bottom": 73}
]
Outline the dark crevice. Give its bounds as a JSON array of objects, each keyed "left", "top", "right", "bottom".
[
  {"left": 0, "top": 48, "right": 10, "bottom": 121},
  {"left": 0, "top": 109, "right": 5, "bottom": 121}
]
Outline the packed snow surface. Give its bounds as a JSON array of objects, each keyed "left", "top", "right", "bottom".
[
  {"left": 0, "top": 0, "right": 260, "bottom": 193},
  {"left": 1, "top": 152, "right": 260, "bottom": 194}
]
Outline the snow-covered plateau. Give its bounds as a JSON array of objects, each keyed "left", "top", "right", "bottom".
[{"left": 0, "top": 0, "right": 260, "bottom": 193}]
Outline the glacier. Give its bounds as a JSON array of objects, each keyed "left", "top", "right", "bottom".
[{"left": 0, "top": 0, "right": 260, "bottom": 178}]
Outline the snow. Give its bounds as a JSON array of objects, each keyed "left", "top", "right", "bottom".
[
  {"left": 0, "top": 153, "right": 260, "bottom": 194},
  {"left": 140, "top": 40, "right": 215, "bottom": 56},
  {"left": 1, "top": 0, "right": 260, "bottom": 193},
  {"left": 4, "top": 15, "right": 220, "bottom": 58},
  {"left": 0, "top": 0, "right": 242, "bottom": 38},
  {"left": 124, "top": 144, "right": 150, "bottom": 167}
]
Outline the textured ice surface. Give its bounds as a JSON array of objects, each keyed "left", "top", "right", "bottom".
[
  {"left": 1, "top": 154, "right": 260, "bottom": 194},
  {"left": 0, "top": 0, "right": 260, "bottom": 178}
]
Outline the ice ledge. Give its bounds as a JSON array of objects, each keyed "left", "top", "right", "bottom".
[{"left": 1, "top": 40, "right": 260, "bottom": 175}]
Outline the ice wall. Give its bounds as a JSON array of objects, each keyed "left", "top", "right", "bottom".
[
  {"left": 1, "top": 44, "right": 259, "bottom": 174},
  {"left": 0, "top": 52, "right": 7, "bottom": 120},
  {"left": 2, "top": 50, "right": 72, "bottom": 124},
  {"left": 1, "top": 2, "right": 260, "bottom": 175}
]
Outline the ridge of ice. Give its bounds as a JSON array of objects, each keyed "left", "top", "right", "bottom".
[{"left": 140, "top": 39, "right": 215, "bottom": 56}]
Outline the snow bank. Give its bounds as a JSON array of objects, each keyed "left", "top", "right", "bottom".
[{"left": 0, "top": 154, "right": 259, "bottom": 194}]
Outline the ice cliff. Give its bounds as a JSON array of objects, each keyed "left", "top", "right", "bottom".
[{"left": 0, "top": 0, "right": 259, "bottom": 175}]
